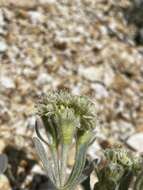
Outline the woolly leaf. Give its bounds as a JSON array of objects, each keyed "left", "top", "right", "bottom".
[{"left": 0, "top": 154, "right": 8, "bottom": 174}]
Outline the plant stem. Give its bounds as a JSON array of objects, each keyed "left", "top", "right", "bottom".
[
  {"left": 60, "top": 144, "right": 69, "bottom": 186},
  {"left": 50, "top": 146, "right": 61, "bottom": 187}
]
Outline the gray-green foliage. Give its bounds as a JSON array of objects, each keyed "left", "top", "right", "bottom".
[
  {"left": 34, "top": 91, "right": 98, "bottom": 190},
  {"left": 0, "top": 154, "right": 8, "bottom": 174}
]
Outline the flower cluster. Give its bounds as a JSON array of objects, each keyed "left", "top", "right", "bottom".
[
  {"left": 94, "top": 147, "right": 142, "bottom": 190},
  {"left": 34, "top": 91, "right": 98, "bottom": 190}
]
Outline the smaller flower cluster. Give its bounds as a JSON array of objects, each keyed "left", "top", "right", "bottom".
[
  {"left": 105, "top": 147, "right": 141, "bottom": 172},
  {"left": 94, "top": 147, "right": 142, "bottom": 190}
]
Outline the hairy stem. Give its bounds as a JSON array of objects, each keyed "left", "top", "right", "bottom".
[{"left": 60, "top": 144, "right": 69, "bottom": 186}]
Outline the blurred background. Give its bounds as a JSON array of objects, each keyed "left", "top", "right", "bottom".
[{"left": 0, "top": 0, "right": 143, "bottom": 189}]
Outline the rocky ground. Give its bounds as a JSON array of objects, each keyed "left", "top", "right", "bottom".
[{"left": 0, "top": 0, "right": 143, "bottom": 189}]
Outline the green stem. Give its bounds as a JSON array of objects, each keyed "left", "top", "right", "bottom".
[
  {"left": 60, "top": 144, "right": 69, "bottom": 186},
  {"left": 50, "top": 145, "right": 61, "bottom": 188}
]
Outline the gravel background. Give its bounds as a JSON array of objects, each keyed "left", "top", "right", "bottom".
[{"left": 0, "top": 1, "right": 143, "bottom": 189}]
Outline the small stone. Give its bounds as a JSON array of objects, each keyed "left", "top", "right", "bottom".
[
  {"left": 79, "top": 65, "right": 114, "bottom": 85},
  {"left": 91, "top": 83, "right": 108, "bottom": 98},
  {"left": 0, "top": 76, "right": 15, "bottom": 89},
  {"left": 39, "top": 0, "right": 56, "bottom": 4},
  {"left": 15, "top": 136, "right": 25, "bottom": 148},
  {"left": 0, "top": 175, "right": 11, "bottom": 190},
  {"left": 112, "top": 74, "right": 129, "bottom": 91},
  {"left": 28, "top": 11, "right": 45, "bottom": 24},
  {"left": 111, "top": 120, "right": 135, "bottom": 140},
  {"left": 0, "top": 41, "right": 7, "bottom": 52},
  {"left": 87, "top": 140, "right": 101, "bottom": 159},
  {"left": 31, "top": 164, "right": 44, "bottom": 175},
  {"left": 0, "top": 107, "right": 11, "bottom": 124},
  {"left": 27, "top": 116, "right": 36, "bottom": 129},
  {"left": 0, "top": 10, "right": 5, "bottom": 26},
  {"left": 36, "top": 73, "right": 53, "bottom": 85},
  {"left": 0, "top": 140, "right": 6, "bottom": 154},
  {"left": 71, "top": 84, "right": 81, "bottom": 95},
  {"left": 0, "top": 28, "right": 6, "bottom": 35},
  {"left": 103, "top": 64, "right": 115, "bottom": 87},
  {"left": 53, "top": 41, "right": 67, "bottom": 50},
  {"left": 126, "top": 133, "right": 143, "bottom": 153},
  {"left": 79, "top": 65, "right": 104, "bottom": 82},
  {"left": 0, "top": 0, "right": 37, "bottom": 7}
]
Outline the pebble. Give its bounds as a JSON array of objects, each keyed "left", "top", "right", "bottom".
[
  {"left": 111, "top": 120, "right": 135, "bottom": 140},
  {"left": 87, "top": 140, "right": 101, "bottom": 159},
  {"left": 0, "top": 41, "right": 7, "bottom": 52},
  {"left": 79, "top": 65, "right": 104, "bottom": 82},
  {"left": 28, "top": 11, "right": 45, "bottom": 24},
  {"left": 39, "top": 0, "right": 56, "bottom": 3},
  {"left": 0, "top": 10, "right": 5, "bottom": 26},
  {"left": 0, "top": 140, "right": 6, "bottom": 154},
  {"left": 0, "top": 76, "right": 15, "bottom": 89},
  {"left": 36, "top": 73, "right": 53, "bottom": 85},
  {"left": 91, "top": 83, "right": 108, "bottom": 98},
  {"left": 103, "top": 64, "right": 115, "bottom": 87},
  {"left": 126, "top": 133, "right": 143, "bottom": 153},
  {"left": 79, "top": 64, "right": 114, "bottom": 86},
  {"left": 0, "top": 175, "right": 11, "bottom": 190},
  {"left": 27, "top": 116, "right": 36, "bottom": 129},
  {"left": 31, "top": 164, "right": 44, "bottom": 175}
]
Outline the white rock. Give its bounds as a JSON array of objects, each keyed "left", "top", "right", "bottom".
[
  {"left": 38, "top": 0, "right": 56, "bottom": 3},
  {"left": 103, "top": 64, "right": 115, "bottom": 87},
  {"left": 99, "top": 25, "right": 108, "bottom": 35},
  {"left": 14, "top": 136, "right": 25, "bottom": 148},
  {"left": 36, "top": 73, "right": 53, "bottom": 85},
  {"left": 0, "top": 41, "right": 7, "bottom": 52},
  {"left": 27, "top": 116, "right": 36, "bottom": 129},
  {"left": 0, "top": 76, "right": 15, "bottom": 89},
  {"left": 0, "top": 28, "right": 6, "bottom": 35},
  {"left": 24, "top": 57, "right": 34, "bottom": 67},
  {"left": 79, "top": 64, "right": 114, "bottom": 85},
  {"left": 79, "top": 65, "right": 104, "bottom": 82},
  {"left": 0, "top": 10, "right": 5, "bottom": 26},
  {"left": 126, "top": 133, "right": 143, "bottom": 153},
  {"left": 0, "top": 175, "right": 11, "bottom": 190},
  {"left": 31, "top": 164, "right": 44, "bottom": 175},
  {"left": 15, "top": 121, "right": 27, "bottom": 135},
  {"left": 87, "top": 140, "right": 101, "bottom": 159},
  {"left": 111, "top": 120, "right": 135, "bottom": 140},
  {"left": 91, "top": 83, "right": 108, "bottom": 98},
  {"left": 0, "top": 139, "right": 6, "bottom": 154},
  {"left": 71, "top": 83, "right": 81, "bottom": 95},
  {"left": 28, "top": 11, "right": 45, "bottom": 24},
  {"left": 0, "top": 11, "right": 6, "bottom": 35}
]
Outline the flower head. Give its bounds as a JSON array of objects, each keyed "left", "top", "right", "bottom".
[
  {"left": 36, "top": 91, "right": 98, "bottom": 145},
  {"left": 105, "top": 147, "right": 141, "bottom": 171}
]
